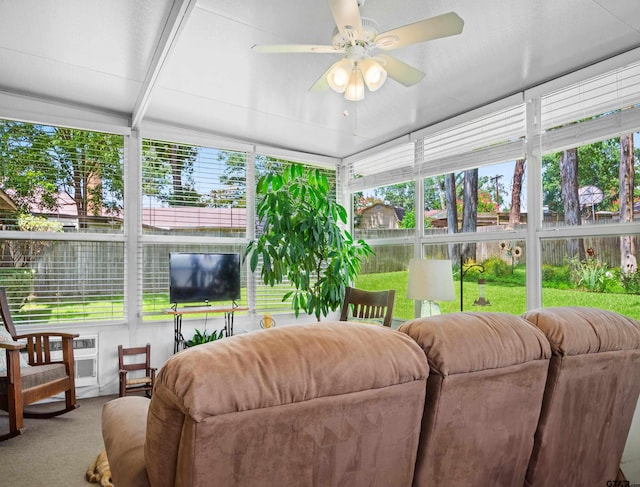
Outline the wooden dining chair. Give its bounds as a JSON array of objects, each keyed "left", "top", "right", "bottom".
[
  {"left": 0, "top": 287, "right": 78, "bottom": 440},
  {"left": 118, "top": 343, "right": 156, "bottom": 398},
  {"left": 339, "top": 287, "right": 396, "bottom": 327}
]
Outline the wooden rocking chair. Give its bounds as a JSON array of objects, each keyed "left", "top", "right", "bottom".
[{"left": 0, "top": 287, "right": 78, "bottom": 440}]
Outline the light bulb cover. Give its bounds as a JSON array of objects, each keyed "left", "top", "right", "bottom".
[
  {"left": 344, "top": 68, "right": 365, "bottom": 101},
  {"left": 327, "top": 58, "right": 352, "bottom": 94},
  {"left": 360, "top": 58, "right": 387, "bottom": 92}
]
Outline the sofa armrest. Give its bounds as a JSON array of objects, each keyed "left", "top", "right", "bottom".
[{"left": 102, "top": 396, "right": 151, "bottom": 487}]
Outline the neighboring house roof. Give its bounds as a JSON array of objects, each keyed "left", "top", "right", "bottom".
[
  {"left": 1, "top": 188, "right": 121, "bottom": 219},
  {"left": 0, "top": 188, "right": 16, "bottom": 211},
  {"left": 1, "top": 186, "right": 247, "bottom": 230}
]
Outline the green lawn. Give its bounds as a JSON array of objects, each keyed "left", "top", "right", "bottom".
[
  {"left": 355, "top": 270, "right": 640, "bottom": 320},
  {"left": 14, "top": 269, "right": 640, "bottom": 324}
]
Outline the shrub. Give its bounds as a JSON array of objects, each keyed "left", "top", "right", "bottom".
[
  {"left": 570, "top": 257, "right": 615, "bottom": 293},
  {"left": 620, "top": 270, "right": 640, "bottom": 294},
  {"left": 541, "top": 264, "right": 572, "bottom": 289},
  {"left": 0, "top": 268, "right": 35, "bottom": 309},
  {"left": 482, "top": 257, "right": 511, "bottom": 278}
]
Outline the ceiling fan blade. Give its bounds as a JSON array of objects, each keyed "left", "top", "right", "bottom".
[
  {"left": 375, "top": 12, "right": 464, "bottom": 50},
  {"left": 252, "top": 44, "right": 341, "bottom": 54},
  {"left": 328, "top": 0, "right": 363, "bottom": 43},
  {"left": 376, "top": 54, "right": 425, "bottom": 87}
]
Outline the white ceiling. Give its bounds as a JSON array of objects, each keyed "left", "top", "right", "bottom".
[{"left": 1, "top": 0, "right": 640, "bottom": 159}]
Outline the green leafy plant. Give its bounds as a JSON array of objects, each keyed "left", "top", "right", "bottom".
[
  {"left": 245, "top": 164, "right": 374, "bottom": 321},
  {"left": 620, "top": 270, "right": 640, "bottom": 294},
  {"left": 482, "top": 256, "right": 511, "bottom": 278},
  {"left": 186, "top": 328, "right": 224, "bottom": 347},
  {"left": 570, "top": 256, "right": 614, "bottom": 293}
]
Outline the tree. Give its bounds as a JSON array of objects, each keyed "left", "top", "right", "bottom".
[
  {"left": 372, "top": 182, "right": 414, "bottom": 210},
  {"left": 7, "top": 214, "right": 63, "bottom": 268},
  {"left": 444, "top": 172, "right": 459, "bottom": 263},
  {"left": 245, "top": 164, "right": 373, "bottom": 321},
  {"left": 208, "top": 150, "right": 247, "bottom": 207},
  {"left": 424, "top": 176, "right": 446, "bottom": 210},
  {"left": 217, "top": 152, "right": 314, "bottom": 209},
  {"left": 543, "top": 138, "right": 624, "bottom": 215},
  {"left": 0, "top": 121, "right": 123, "bottom": 227},
  {"left": 461, "top": 169, "right": 478, "bottom": 261},
  {"left": 619, "top": 133, "right": 636, "bottom": 272},
  {"left": 141, "top": 140, "right": 200, "bottom": 207},
  {"left": 560, "top": 148, "right": 583, "bottom": 260},
  {"left": 510, "top": 159, "right": 526, "bottom": 225}
]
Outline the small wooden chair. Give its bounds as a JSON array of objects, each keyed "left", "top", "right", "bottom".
[
  {"left": 0, "top": 287, "right": 78, "bottom": 441},
  {"left": 118, "top": 344, "right": 156, "bottom": 398},
  {"left": 339, "top": 287, "right": 396, "bottom": 327}
]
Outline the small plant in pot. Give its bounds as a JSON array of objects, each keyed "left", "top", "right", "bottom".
[
  {"left": 245, "top": 163, "right": 373, "bottom": 321},
  {"left": 185, "top": 328, "right": 225, "bottom": 347}
]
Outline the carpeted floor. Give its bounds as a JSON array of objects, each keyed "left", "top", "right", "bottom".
[{"left": 0, "top": 394, "right": 118, "bottom": 487}]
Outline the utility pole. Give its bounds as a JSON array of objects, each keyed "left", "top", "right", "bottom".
[{"left": 489, "top": 174, "right": 503, "bottom": 224}]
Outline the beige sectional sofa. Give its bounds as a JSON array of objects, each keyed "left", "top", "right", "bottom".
[{"left": 102, "top": 308, "right": 640, "bottom": 486}]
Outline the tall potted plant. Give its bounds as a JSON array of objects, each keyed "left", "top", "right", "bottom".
[{"left": 245, "top": 164, "right": 373, "bottom": 321}]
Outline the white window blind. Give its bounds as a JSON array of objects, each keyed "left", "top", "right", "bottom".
[
  {"left": 540, "top": 61, "right": 640, "bottom": 152},
  {"left": 347, "top": 142, "right": 415, "bottom": 192},
  {"left": 141, "top": 139, "right": 247, "bottom": 237},
  {"left": 417, "top": 104, "right": 526, "bottom": 177},
  {"left": 541, "top": 60, "right": 640, "bottom": 131},
  {"left": 0, "top": 240, "right": 125, "bottom": 324}
]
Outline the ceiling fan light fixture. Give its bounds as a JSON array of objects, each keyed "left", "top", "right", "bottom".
[
  {"left": 344, "top": 67, "right": 365, "bottom": 101},
  {"left": 327, "top": 58, "right": 353, "bottom": 93},
  {"left": 360, "top": 58, "right": 387, "bottom": 92}
]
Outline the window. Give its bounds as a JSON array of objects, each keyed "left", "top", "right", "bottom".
[
  {"left": 540, "top": 236, "right": 640, "bottom": 320},
  {"left": 0, "top": 119, "right": 125, "bottom": 324},
  {"left": 353, "top": 181, "right": 415, "bottom": 240},
  {"left": 141, "top": 139, "right": 246, "bottom": 238},
  {"left": 422, "top": 160, "right": 527, "bottom": 236}
]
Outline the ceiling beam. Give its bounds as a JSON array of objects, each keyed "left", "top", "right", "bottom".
[{"left": 131, "top": 0, "right": 198, "bottom": 130}]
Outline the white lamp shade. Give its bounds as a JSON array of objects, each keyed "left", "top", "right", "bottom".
[
  {"left": 327, "top": 58, "right": 352, "bottom": 93},
  {"left": 407, "top": 259, "right": 456, "bottom": 302},
  {"left": 360, "top": 58, "right": 387, "bottom": 92},
  {"left": 344, "top": 68, "right": 365, "bottom": 101}
]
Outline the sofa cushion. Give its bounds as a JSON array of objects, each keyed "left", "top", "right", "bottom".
[
  {"left": 399, "top": 311, "right": 551, "bottom": 375},
  {"left": 522, "top": 306, "right": 640, "bottom": 355},
  {"left": 145, "top": 322, "right": 429, "bottom": 487},
  {"left": 399, "top": 312, "right": 552, "bottom": 487},
  {"left": 521, "top": 307, "right": 640, "bottom": 487}
]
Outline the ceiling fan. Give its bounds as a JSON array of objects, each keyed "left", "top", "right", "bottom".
[{"left": 252, "top": 0, "right": 464, "bottom": 101}]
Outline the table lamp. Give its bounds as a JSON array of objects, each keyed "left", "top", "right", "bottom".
[{"left": 407, "top": 259, "right": 456, "bottom": 317}]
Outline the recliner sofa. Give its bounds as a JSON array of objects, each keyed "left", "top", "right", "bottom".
[{"left": 102, "top": 308, "right": 640, "bottom": 486}]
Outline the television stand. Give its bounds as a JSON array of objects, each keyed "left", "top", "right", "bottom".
[{"left": 163, "top": 305, "right": 249, "bottom": 353}]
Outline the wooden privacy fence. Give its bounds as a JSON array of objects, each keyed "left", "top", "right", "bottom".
[
  {"left": 360, "top": 235, "right": 640, "bottom": 274},
  {"left": 1, "top": 234, "right": 638, "bottom": 298}
]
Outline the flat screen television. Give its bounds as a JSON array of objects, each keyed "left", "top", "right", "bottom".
[{"left": 169, "top": 252, "right": 241, "bottom": 305}]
